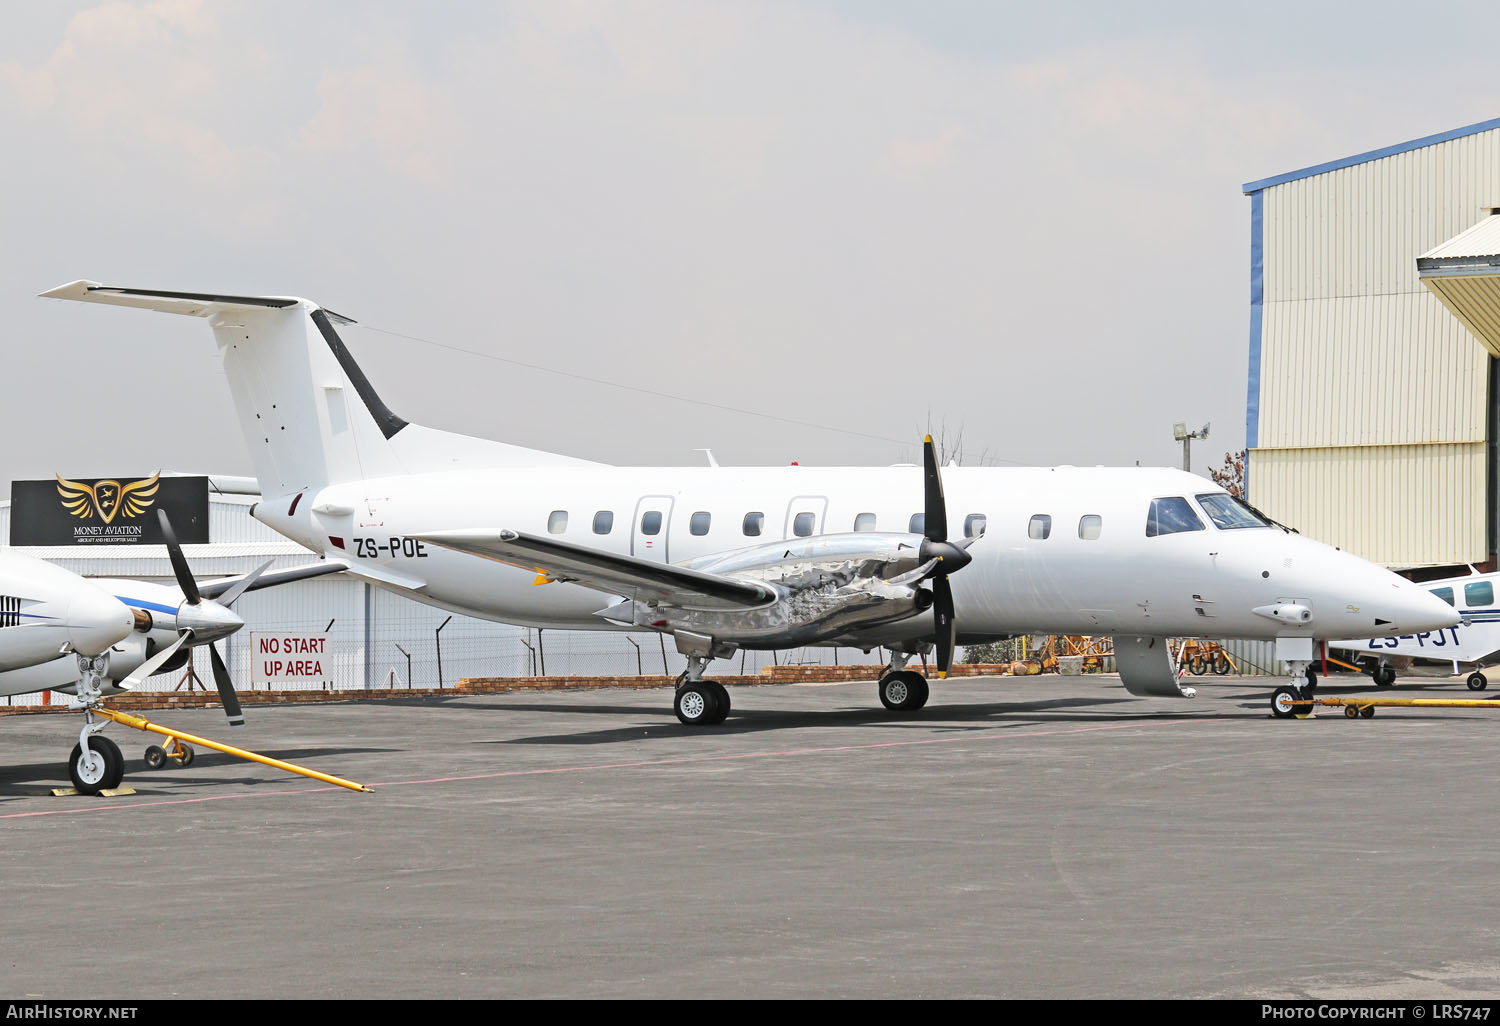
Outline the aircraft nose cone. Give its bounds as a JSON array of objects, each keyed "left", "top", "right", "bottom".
[
  {"left": 68, "top": 588, "right": 134, "bottom": 657},
  {"left": 1390, "top": 583, "right": 1463, "bottom": 633}
]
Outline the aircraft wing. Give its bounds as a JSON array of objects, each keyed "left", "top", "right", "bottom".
[
  {"left": 416, "top": 530, "right": 776, "bottom": 609},
  {"left": 196, "top": 560, "right": 350, "bottom": 600}
]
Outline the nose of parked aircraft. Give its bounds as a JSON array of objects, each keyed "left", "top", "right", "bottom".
[
  {"left": 67, "top": 587, "right": 134, "bottom": 657},
  {"left": 1384, "top": 578, "right": 1464, "bottom": 634}
]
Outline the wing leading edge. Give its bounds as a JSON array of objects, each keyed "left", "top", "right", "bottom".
[{"left": 416, "top": 530, "right": 777, "bottom": 610}]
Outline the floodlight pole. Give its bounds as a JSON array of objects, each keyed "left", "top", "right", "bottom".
[{"left": 1173, "top": 421, "right": 1210, "bottom": 473}]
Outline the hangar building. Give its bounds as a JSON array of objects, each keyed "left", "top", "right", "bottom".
[{"left": 1244, "top": 117, "right": 1500, "bottom": 571}]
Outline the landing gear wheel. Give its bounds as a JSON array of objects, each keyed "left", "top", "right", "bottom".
[
  {"left": 1374, "top": 664, "right": 1396, "bottom": 687},
  {"left": 1271, "top": 685, "right": 1301, "bottom": 719},
  {"left": 1467, "top": 672, "right": 1488, "bottom": 692},
  {"left": 878, "top": 671, "right": 928, "bottom": 711},
  {"left": 703, "top": 682, "right": 730, "bottom": 724},
  {"left": 1344, "top": 705, "right": 1360, "bottom": 719},
  {"left": 69, "top": 736, "right": 124, "bottom": 794},
  {"left": 1212, "top": 653, "right": 1231, "bottom": 675},
  {"left": 144, "top": 745, "right": 167, "bottom": 770},
  {"left": 1305, "top": 666, "right": 1318, "bottom": 688},
  {"left": 176, "top": 743, "right": 195, "bottom": 767},
  {"left": 674, "top": 683, "right": 717, "bottom": 726},
  {"left": 1189, "top": 656, "right": 1207, "bottom": 676},
  {"left": 1360, "top": 705, "right": 1376, "bottom": 718}
]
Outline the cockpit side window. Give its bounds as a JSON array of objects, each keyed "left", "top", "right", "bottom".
[
  {"left": 1195, "top": 492, "right": 1270, "bottom": 530},
  {"left": 1145, "top": 497, "right": 1205, "bottom": 537},
  {"left": 1431, "top": 587, "right": 1455, "bottom": 606}
]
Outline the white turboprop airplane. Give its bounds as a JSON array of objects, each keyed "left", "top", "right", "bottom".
[
  {"left": 41, "top": 281, "right": 1463, "bottom": 723},
  {"left": 1333, "top": 569, "right": 1500, "bottom": 691},
  {"left": 0, "top": 512, "right": 342, "bottom": 792}
]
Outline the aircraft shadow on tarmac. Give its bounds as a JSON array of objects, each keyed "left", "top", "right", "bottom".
[
  {"left": 0, "top": 746, "right": 399, "bottom": 799},
  {"left": 473, "top": 694, "right": 1205, "bottom": 747}
]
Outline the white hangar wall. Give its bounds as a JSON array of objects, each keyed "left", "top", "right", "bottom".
[{"left": 1244, "top": 118, "right": 1500, "bottom": 568}]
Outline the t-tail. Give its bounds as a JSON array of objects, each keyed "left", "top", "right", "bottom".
[{"left": 40, "top": 282, "right": 595, "bottom": 499}]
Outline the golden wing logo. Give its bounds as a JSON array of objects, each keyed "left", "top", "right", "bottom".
[{"left": 56, "top": 472, "right": 161, "bottom": 525}]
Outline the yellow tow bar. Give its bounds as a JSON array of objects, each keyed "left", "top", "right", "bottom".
[
  {"left": 93, "top": 707, "right": 372, "bottom": 792},
  {"left": 1300, "top": 696, "right": 1500, "bottom": 719}
]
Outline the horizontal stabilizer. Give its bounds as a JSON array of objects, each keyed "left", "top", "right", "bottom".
[
  {"left": 40, "top": 281, "right": 307, "bottom": 318},
  {"left": 418, "top": 530, "right": 776, "bottom": 609}
]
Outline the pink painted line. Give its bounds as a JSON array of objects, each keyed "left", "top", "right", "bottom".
[{"left": 0, "top": 715, "right": 1225, "bottom": 820}]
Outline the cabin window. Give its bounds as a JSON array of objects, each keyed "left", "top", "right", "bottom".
[
  {"left": 909, "top": 514, "right": 926, "bottom": 534},
  {"left": 793, "top": 512, "right": 816, "bottom": 537},
  {"left": 743, "top": 512, "right": 764, "bottom": 537},
  {"left": 593, "top": 511, "right": 614, "bottom": 535},
  {"left": 547, "top": 510, "right": 568, "bottom": 534},
  {"left": 690, "top": 512, "right": 711, "bottom": 536},
  {"left": 1078, "top": 514, "right": 1102, "bottom": 540},
  {"left": 854, "top": 512, "right": 877, "bottom": 532},
  {"left": 1431, "top": 587, "right": 1455, "bottom": 606},
  {"left": 641, "top": 511, "right": 663, "bottom": 536},
  {"left": 1465, "top": 581, "right": 1494, "bottom": 607},
  {"left": 964, "top": 514, "right": 987, "bottom": 538},
  {"left": 1145, "top": 497, "right": 1205, "bottom": 537},
  {"left": 1028, "top": 514, "right": 1052, "bottom": 540},
  {"left": 1195, "top": 492, "right": 1269, "bottom": 530}
]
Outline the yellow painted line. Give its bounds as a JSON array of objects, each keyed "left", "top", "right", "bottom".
[{"left": 94, "top": 707, "right": 371, "bottom": 792}]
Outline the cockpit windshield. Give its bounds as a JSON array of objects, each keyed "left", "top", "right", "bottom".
[
  {"left": 1195, "top": 493, "right": 1270, "bottom": 530},
  {"left": 1145, "top": 497, "right": 1205, "bottom": 537}
]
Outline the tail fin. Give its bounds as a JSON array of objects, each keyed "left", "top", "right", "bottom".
[{"left": 41, "top": 281, "right": 593, "bottom": 495}]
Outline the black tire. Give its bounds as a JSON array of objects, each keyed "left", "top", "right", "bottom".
[
  {"left": 703, "top": 682, "right": 730, "bottom": 724},
  {"left": 1189, "top": 657, "right": 1207, "bottom": 676},
  {"left": 69, "top": 736, "right": 124, "bottom": 795},
  {"left": 144, "top": 745, "right": 167, "bottom": 770},
  {"left": 1305, "top": 665, "right": 1318, "bottom": 688},
  {"left": 906, "top": 674, "right": 929, "bottom": 710},
  {"left": 1360, "top": 705, "right": 1376, "bottom": 718},
  {"left": 1344, "top": 705, "right": 1360, "bottom": 718},
  {"left": 1467, "top": 672, "right": 1488, "bottom": 692},
  {"left": 1212, "top": 653, "right": 1231, "bottom": 675},
  {"left": 1375, "top": 664, "right": 1396, "bottom": 687},
  {"left": 177, "top": 744, "right": 195, "bottom": 767},
  {"left": 1271, "top": 685, "right": 1301, "bottom": 719},
  {"left": 674, "top": 684, "right": 717, "bottom": 725},
  {"left": 878, "top": 671, "right": 927, "bottom": 711}
]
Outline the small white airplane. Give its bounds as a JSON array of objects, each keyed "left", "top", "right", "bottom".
[
  {"left": 41, "top": 281, "right": 1463, "bottom": 724},
  {"left": 0, "top": 511, "right": 341, "bottom": 793},
  {"left": 1333, "top": 568, "right": 1500, "bottom": 691}
]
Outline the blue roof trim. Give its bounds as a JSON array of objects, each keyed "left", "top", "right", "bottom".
[
  {"left": 1246, "top": 190, "right": 1263, "bottom": 464},
  {"left": 1242, "top": 116, "right": 1500, "bottom": 194}
]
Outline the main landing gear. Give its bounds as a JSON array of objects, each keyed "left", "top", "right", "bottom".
[
  {"left": 1270, "top": 659, "right": 1318, "bottom": 719},
  {"left": 673, "top": 651, "right": 730, "bottom": 726},
  {"left": 1467, "top": 671, "right": 1489, "bottom": 691},
  {"left": 876, "top": 651, "right": 930, "bottom": 712}
]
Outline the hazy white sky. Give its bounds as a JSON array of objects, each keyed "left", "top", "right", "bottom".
[{"left": 3, "top": 0, "right": 1498, "bottom": 484}]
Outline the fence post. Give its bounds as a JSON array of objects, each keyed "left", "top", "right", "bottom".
[
  {"left": 436, "top": 615, "right": 453, "bottom": 689},
  {"left": 626, "top": 637, "right": 642, "bottom": 676}
]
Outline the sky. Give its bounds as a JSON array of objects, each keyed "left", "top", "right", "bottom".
[{"left": 3, "top": 0, "right": 1499, "bottom": 485}]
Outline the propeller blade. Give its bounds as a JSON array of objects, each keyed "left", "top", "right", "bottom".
[
  {"left": 214, "top": 559, "right": 275, "bottom": 609},
  {"left": 922, "top": 434, "right": 948, "bottom": 543},
  {"left": 209, "top": 643, "right": 245, "bottom": 728},
  {"left": 932, "top": 573, "right": 955, "bottom": 679},
  {"left": 157, "top": 509, "right": 201, "bottom": 605},
  {"left": 118, "top": 631, "right": 190, "bottom": 690}
]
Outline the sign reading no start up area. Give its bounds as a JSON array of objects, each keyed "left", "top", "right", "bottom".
[{"left": 251, "top": 632, "right": 332, "bottom": 687}]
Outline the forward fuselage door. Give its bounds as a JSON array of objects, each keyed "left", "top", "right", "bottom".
[
  {"left": 784, "top": 495, "right": 829, "bottom": 539},
  {"left": 632, "top": 495, "right": 676, "bottom": 563}
]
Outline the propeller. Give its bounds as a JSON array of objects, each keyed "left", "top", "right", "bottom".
[
  {"left": 917, "top": 435, "right": 977, "bottom": 678},
  {"left": 157, "top": 509, "right": 263, "bottom": 728}
]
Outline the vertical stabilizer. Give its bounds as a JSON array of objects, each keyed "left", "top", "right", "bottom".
[{"left": 40, "top": 281, "right": 594, "bottom": 495}]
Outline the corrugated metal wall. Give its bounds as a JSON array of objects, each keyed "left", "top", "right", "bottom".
[{"left": 1251, "top": 127, "right": 1500, "bottom": 567}]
